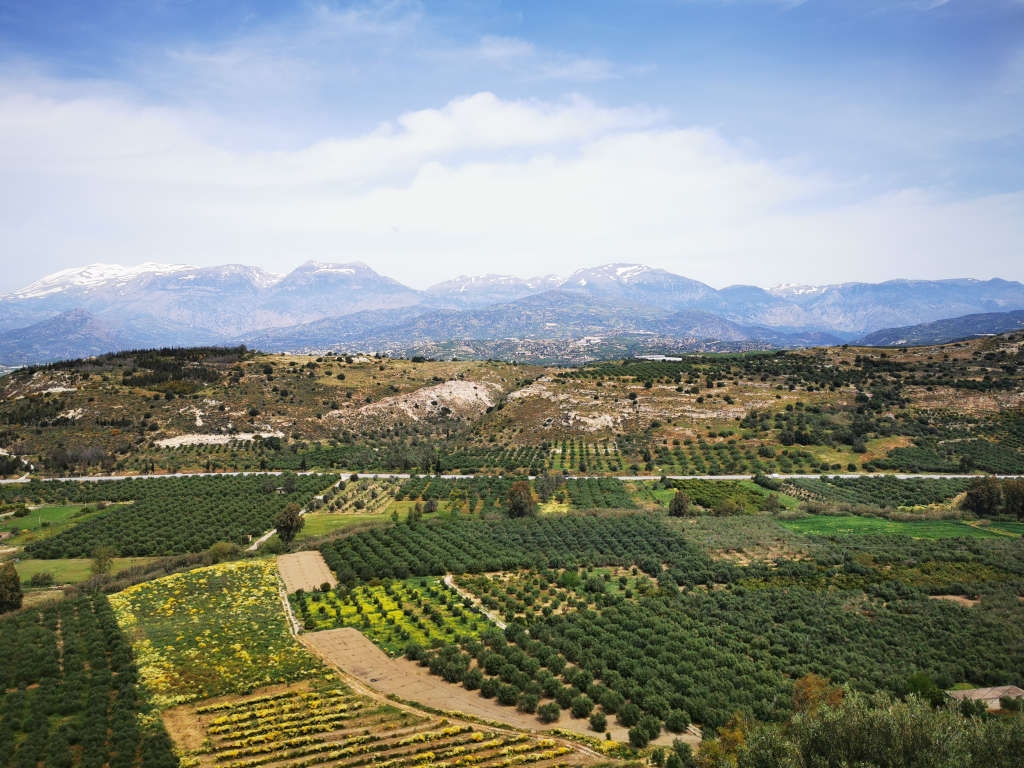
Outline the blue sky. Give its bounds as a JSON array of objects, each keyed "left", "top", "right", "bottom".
[{"left": 1, "top": 0, "right": 1022, "bottom": 290}]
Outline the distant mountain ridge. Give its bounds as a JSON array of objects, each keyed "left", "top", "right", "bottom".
[
  {"left": 857, "top": 309, "right": 1024, "bottom": 347},
  {"left": 2, "top": 260, "right": 1023, "bottom": 365}
]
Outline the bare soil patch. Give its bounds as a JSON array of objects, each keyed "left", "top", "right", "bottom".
[
  {"left": 155, "top": 431, "right": 283, "bottom": 448},
  {"left": 930, "top": 594, "right": 980, "bottom": 608},
  {"left": 302, "top": 627, "right": 696, "bottom": 747},
  {"left": 277, "top": 550, "right": 337, "bottom": 593}
]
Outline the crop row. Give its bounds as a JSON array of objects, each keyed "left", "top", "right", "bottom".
[
  {"left": 0, "top": 593, "right": 178, "bottom": 768},
  {"left": 395, "top": 477, "right": 524, "bottom": 515},
  {"left": 291, "top": 578, "right": 491, "bottom": 653},
  {"left": 783, "top": 476, "right": 972, "bottom": 508},
  {"left": 18, "top": 473, "right": 337, "bottom": 557},
  {"left": 564, "top": 479, "right": 634, "bottom": 509},
  {"left": 184, "top": 678, "right": 579, "bottom": 768},
  {"left": 319, "top": 516, "right": 715, "bottom": 585}
]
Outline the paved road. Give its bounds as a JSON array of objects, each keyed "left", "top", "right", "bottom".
[{"left": 2, "top": 470, "right": 1021, "bottom": 485}]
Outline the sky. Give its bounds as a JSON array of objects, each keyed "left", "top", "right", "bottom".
[{"left": 0, "top": 0, "right": 1022, "bottom": 292}]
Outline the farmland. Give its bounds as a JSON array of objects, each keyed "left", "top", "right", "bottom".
[
  {"left": 291, "top": 578, "right": 492, "bottom": 653},
  {"left": 108, "top": 560, "right": 321, "bottom": 706},
  {"left": 782, "top": 476, "right": 973, "bottom": 508},
  {"left": 298, "top": 514, "right": 1024, "bottom": 739},
  {"left": 7, "top": 474, "right": 337, "bottom": 557},
  {"left": 777, "top": 514, "right": 1003, "bottom": 538},
  {"left": 0, "top": 593, "right": 178, "bottom": 767},
  {"left": 0, "top": 336, "right": 1023, "bottom": 767},
  {"left": 168, "top": 674, "right": 593, "bottom": 768},
  {"left": 318, "top": 515, "right": 714, "bottom": 584}
]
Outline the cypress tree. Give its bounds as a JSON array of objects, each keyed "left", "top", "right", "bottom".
[{"left": 0, "top": 561, "right": 22, "bottom": 613}]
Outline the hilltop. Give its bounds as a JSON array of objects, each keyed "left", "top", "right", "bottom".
[{"left": 1, "top": 331, "right": 1021, "bottom": 478}]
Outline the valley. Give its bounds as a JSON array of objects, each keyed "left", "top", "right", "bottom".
[{"left": 1, "top": 333, "right": 1022, "bottom": 768}]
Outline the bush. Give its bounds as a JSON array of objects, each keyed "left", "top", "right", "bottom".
[
  {"left": 589, "top": 710, "right": 607, "bottom": 732},
  {"left": 570, "top": 694, "right": 594, "bottom": 719},
  {"left": 517, "top": 692, "right": 539, "bottom": 713},
  {"left": 618, "top": 701, "right": 641, "bottom": 727},
  {"left": 664, "top": 709, "right": 690, "bottom": 733},
  {"left": 29, "top": 571, "right": 54, "bottom": 588},
  {"left": 628, "top": 725, "right": 650, "bottom": 748},
  {"left": 463, "top": 668, "right": 483, "bottom": 690},
  {"left": 497, "top": 683, "right": 519, "bottom": 706},
  {"left": 668, "top": 491, "right": 690, "bottom": 517},
  {"left": 537, "top": 702, "right": 561, "bottom": 723}
]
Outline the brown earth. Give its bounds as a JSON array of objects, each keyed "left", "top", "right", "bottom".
[
  {"left": 929, "top": 594, "right": 980, "bottom": 608},
  {"left": 301, "top": 627, "right": 699, "bottom": 748},
  {"left": 277, "top": 550, "right": 337, "bottom": 593}
]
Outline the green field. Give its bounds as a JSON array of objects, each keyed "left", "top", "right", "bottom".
[
  {"left": 0, "top": 503, "right": 109, "bottom": 547},
  {"left": 778, "top": 515, "right": 1001, "bottom": 539},
  {"left": 984, "top": 521, "right": 1024, "bottom": 536},
  {"left": 0, "top": 504, "right": 88, "bottom": 532},
  {"left": 13, "top": 556, "right": 161, "bottom": 585},
  {"left": 294, "top": 511, "right": 389, "bottom": 541}
]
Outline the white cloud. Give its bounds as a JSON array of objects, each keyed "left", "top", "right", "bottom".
[
  {"left": 0, "top": 82, "right": 1021, "bottom": 291},
  {"left": 466, "top": 35, "right": 616, "bottom": 82}
]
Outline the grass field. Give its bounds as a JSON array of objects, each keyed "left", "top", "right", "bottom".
[
  {"left": 0, "top": 503, "right": 111, "bottom": 547},
  {"left": 983, "top": 521, "right": 1024, "bottom": 536},
  {"left": 295, "top": 511, "right": 389, "bottom": 540},
  {"left": 778, "top": 515, "right": 1002, "bottom": 539},
  {"left": 14, "top": 556, "right": 161, "bottom": 585},
  {"left": 0, "top": 504, "right": 88, "bottom": 533}
]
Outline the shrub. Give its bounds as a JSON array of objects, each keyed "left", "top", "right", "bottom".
[
  {"left": 537, "top": 702, "right": 561, "bottom": 723},
  {"left": 29, "top": 571, "right": 54, "bottom": 588},
  {"left": 517, "top": 692, "right": 539, "bottom": 713},
  {"left": 570, "top": 695, "right": 594, "bottom": 719},
  {"left": 665, "top": 709, "right": 690, "bottom": 733},
  {"left": 629, "top": 726, "right": 650, "bottom": 748}
]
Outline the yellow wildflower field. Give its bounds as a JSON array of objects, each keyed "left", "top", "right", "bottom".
[{"left": 110, "top": 559, "right": 321, "bottom": 707}]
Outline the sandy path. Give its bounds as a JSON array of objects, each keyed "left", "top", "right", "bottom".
[
  {"left": 301, "top": 627, "right": 697, "bottom": 748},
  {"left": 444, "top": 574, "right": 507, "bottom": 629},
  {"left": 277, "top": 550, "right": 337, "bottom": 592}
]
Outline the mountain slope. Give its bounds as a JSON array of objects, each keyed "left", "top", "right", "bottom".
[
  {"left": 0, "top": 309, "right": 129, "bottom": 365},
  {"left": 769, "top": 278, "right": 1024, "bottom": 333},
  {"left": 425, "top": 274, "right": 561, "bottom": 308},
  {"left": 2, "top": 261, "right": 1024, "bottom": 364},
  {"left": 857, "top": 310, "right": 1024, "bottom": 346}
]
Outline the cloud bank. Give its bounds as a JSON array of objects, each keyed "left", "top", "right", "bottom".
[{"left": 0, "top": 80, "right": 1021, "bottom": 291}]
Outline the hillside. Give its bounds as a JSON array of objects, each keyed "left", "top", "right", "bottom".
[
  {"left": 1, "top": 332, "right": 1021, "bottom": 478},
  {"left": 858, "top": 309, "right": 1024, "bottom": 346}
]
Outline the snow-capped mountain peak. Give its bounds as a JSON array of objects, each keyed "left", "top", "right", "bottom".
[
  {"left": 565, "top": 263, "right": 655, "bottom": 285},
  {"left": 10, "top": 262, "right": 195, "bottom": 299}
]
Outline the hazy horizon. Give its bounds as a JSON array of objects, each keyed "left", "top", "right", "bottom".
[{"left": 5, "top": 258, "right": 1024, "bottom": 296}]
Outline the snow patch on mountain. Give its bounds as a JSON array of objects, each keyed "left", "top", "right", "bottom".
[{"left": 11, "top": 263, "right": 195, "bottom": 299}]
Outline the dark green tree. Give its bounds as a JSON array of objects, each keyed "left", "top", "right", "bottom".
[
  {"left": 506, "top": 481, "right": 537, "bottom": 518},
  {"left": 274, "top": 503, "right": 305, "bottom": 545},
  {"left": 669, "top": 491, "right": 690, "bottom": 517},
  {"left": 0, "top": 562, "right": 22, "bottom": 613}
]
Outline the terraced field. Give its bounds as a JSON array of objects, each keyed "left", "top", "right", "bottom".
[{"left": 167, "top": 674, "right": 588, "bottom": 768}]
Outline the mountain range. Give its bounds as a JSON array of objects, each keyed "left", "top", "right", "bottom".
[
  {"left": 857, "top": 309, "right": 1024, "bottom": 347},
  {"left": 2, "top": 261, "right": 1024, "bottom": 365}
]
